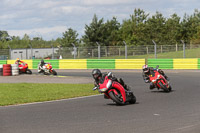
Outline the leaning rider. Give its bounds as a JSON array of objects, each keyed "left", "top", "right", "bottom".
[
  {"left": 15, "top": 58, "right": 24, "bottom": 70},
  {"left": 15, "top": 58, "right": 24, "bottom": 65},
  {"left": 142, "top": 65, "right": 169, "bottom": 90},
  {"left": 38, "top": 59, "right": 47, "bottom": 73},
  {"left": 92, "top": 69, "right": 130, "bottom": 94}
]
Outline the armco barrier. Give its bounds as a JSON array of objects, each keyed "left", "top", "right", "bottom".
[
  {"left": 2, "top": 58, "right": 200, "bottom": 69},
  {"left": 148, "top": 59, "right": 173, "bottom": 69},
  {"left": 173, "top": 59, "right": 198, "bottom": 69},
  {"left": 59, "top": 59, "right": 87, "bottom": 69},
  {"left": 115, "top": 59, "right": 145, "bottom": 69},
  {"left": 87, "top": 59, "right": 115, "bottom": 69},
  {"left": 198, "top": 59, "right": 200, "bottom": 69},
  {"left": 0, "top": 60, "right": 7, "bottom": 65}
]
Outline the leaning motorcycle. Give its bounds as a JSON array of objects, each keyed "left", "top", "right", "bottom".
[
  {"left": 19, "top": 63, "right": 32, "bottom": 74},
  {"left": 149, "top": 66, "right": 172, "bottom": 92},
  {"left": 93, "top": 72, "right": 136, "bottom": 105},
  {"left": 39, "top": 63, "right": 57, "bottom": 75}
]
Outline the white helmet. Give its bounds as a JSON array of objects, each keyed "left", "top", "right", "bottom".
[{"left": 142, "top": 65, "right": 149, "bottom": 73}]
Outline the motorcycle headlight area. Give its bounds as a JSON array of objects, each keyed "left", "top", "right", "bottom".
[{"left": 99, "top": 88, "right": 107, "bottom": 93}]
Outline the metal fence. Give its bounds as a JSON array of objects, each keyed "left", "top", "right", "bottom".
[{"left": 1, "top": 43, "right": 200, "bottom": 60}]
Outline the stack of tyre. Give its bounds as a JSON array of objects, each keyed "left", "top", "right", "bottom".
[
  {"left": 0, "top": 65, "right": 3, "bottom": 76},
  {"left": 11, "top": 64, "right": 19, "bottom": 76},
  {"left": 3, "top": 64, "right": 12, "bottom": 76}
]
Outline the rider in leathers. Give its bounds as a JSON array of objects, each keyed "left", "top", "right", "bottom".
[
  {"left": 38, "top": 59, "right": 47, "bottom": 73},
  {"left": 142, "top": 65, "right": 169, "bottom": 90},
  {"left": 92, "top": 69, "right": 130, "bottom": 98}
]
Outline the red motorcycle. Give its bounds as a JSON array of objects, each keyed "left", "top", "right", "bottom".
[
  {"left": 149, "top": 66, "right": 172, "bottom": 92},
  {"left": 93, "top": 72, "right": 136, "bottom": 105},
  {"left": 19, "top": 63, "right": 32, "bottom": 74}
]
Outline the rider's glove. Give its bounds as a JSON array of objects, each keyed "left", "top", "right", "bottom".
[{"left": 93, "top": 86, "right": 98, "bottom": 91}]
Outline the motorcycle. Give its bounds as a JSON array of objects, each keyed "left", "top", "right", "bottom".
[
  {"left": 39, "top": 63, "right": 57, "bottom": 75},
  {"left": 93, "top": 72, "right": 136, "bottom": 105},
  {"left": 19, "top": 63, "right": 32, "bottom": 74},
  {"left": 149, "top": 66, "right": 172, "bottom": 92}
]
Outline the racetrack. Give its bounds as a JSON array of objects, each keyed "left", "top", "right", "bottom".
[{"left": 0, "top": 70, "right": 200, "bottom": 133}]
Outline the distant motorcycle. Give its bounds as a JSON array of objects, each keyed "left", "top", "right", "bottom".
[
  {"left": 149, "top": 66, "right": 172, "bottom": 92},
  {"left": 39, "top": 63, "right": 57, "bottom": 75},
  {"left": 19, "top": 63, "right": 32, "bottom": 74},
  {"left": 93, "top": 72, "right": 136, "bottom": 105}
]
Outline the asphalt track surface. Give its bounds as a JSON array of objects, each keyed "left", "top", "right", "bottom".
[{"left": 0, "top": 70, "right": 200, "bottom": 133}]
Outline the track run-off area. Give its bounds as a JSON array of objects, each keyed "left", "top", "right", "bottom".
[{"left": 0, "top": 69, "right": 200, "bottom": 133}]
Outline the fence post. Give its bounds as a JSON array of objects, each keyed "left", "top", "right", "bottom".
[
  {"left": 176, "top": 43, "right": 178, "bottom": 52},
  {"left": 146, "top": 46, "right": 148, "bottom": 54},
  {"left": 152, "top": 40, "right": 157, "bottom": 59},
  {"left": 181, "top": 40, "right": 186, "bottom": 58},
  {"left": 72, "top": 43, "right": 77, "bottom": 59},
  {"left": 123, "top": 41, "right": 127, "bottom": 59},
  {"left": 8, "top": 45, "right": 12, "bottom": 59},
  {"left": 96, "top": 42, "right": 100, "bottom": 59},
  {"left": 29, "top": 44, "right": 33, "bottom": 59}
]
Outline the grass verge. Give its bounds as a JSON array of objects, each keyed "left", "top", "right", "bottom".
[{"left": 0, "top": 83, "right": 98, "bottom": 106}]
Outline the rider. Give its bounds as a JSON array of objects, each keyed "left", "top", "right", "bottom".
[
  {"left": 15, "top": 58, "right": 24, "bottom": 69},
  {"left": 142, "top": 65, "right": 169, "bottom": 90},
  {"left": 38, "top": 59, "right": 46, "bottom": 73},
  {"left": 92, "top": 69, "right": 130, "bottom": 98},
  {"left": 15, "top": 58, "right": 24, "bottom": 65}
]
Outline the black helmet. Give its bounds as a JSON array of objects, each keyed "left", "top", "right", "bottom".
[
  {"left": 92, "top": 69, "right": 102, "bottom": 80},
  {"left": 41, "top": 59, "right": 44, "bottom": 65}
]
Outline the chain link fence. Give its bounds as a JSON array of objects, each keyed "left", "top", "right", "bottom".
[{"left": 1, "top": 43, "right": 200, "bottom": 60}]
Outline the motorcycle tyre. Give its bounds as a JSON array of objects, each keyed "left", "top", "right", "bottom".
[
  {"left": 108, "top": 91, "right": 125, "bottom": 105},
  {"left": 52, "top": 70, "right": 57, "bottom": 75},
  {"left": 26, "top": 69, "right": 32, "bottom": 74},
  {"left": 158, "top": 82, "right": 170, "bottom": 92},
  {"left": 129, "top": 92, "right": 136, "bottom": 104}
]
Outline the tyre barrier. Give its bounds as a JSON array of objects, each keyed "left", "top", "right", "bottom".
[
  {"left": 11, "top": 64, "right": 19, "bottom": 76},
  {"left": 0, "top": 65, "right": 3, "bottom": 76},
  {"left": 3, "top": 64, "right": 12, "bottom": 76}
]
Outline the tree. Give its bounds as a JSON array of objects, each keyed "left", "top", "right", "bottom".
[
  {"left": 120, "top": 8, "right": 149, "bottom": 45},
  {"left": 82, "top": 14, "right": 104, "bottom": 46},
  {"left": 103, "top": 17, "right": 121, "bottom": 46},
  {"left": 146, "top": 11, "right": 166, "bottom": 45},
  {"left": 164, "top": 13, "right": 181, "bottom": 45},
  {"left": 62, "top": 28, "right": 79, "bottom": 47},
  {"left": 0, "top": 31, "right": 10, "bottom": 41}
]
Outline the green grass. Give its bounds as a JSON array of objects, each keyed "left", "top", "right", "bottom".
[{"left": 0, "top": 83, "right": 98, "bottom": 106}]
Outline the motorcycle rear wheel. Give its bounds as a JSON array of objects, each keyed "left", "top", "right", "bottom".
[
  {"left": 108, "top": 90, "right": 125, "bottom": 105},
  {"left": 26, "top": 69, "right": 32, "bottom": 74}
]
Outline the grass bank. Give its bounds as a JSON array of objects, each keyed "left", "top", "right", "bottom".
[{"left": 0, "top": 83, "right": 98, "bottom": 106}]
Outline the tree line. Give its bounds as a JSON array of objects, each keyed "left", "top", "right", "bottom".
[{"left": 0, "top": 8, "right": 200, "bottom": 49}]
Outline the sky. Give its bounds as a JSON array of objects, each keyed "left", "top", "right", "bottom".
[{"left": 0, "top": 0, "right": 199, "bottom": 40}]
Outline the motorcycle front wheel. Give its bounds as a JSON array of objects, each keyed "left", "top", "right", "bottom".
[
  {"left": 52, "top": 69, "right": 57, "bottom": 75},
  {"left": 158, "top": 82, "right": 170, "bottom": 92},
  {"left": 129, "top": 92, "right": 136, "bottom": 104},
  {"left": 108, "top": 90, "right": 125, "bottom": 105}
]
